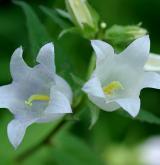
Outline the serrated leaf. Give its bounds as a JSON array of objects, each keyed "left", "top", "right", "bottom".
[
  {"left": 87, "top": 101, "right": 100, "bottom": 129},
  {"left": 40, "top": 6, "right": 72, "bottom": 29},
  {"left": 14, "top": 1, "right": 50, "bottom": 63}
]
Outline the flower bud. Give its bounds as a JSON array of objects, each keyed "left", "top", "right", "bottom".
[
  {"left": 65, "top": 0, "right": 96, "bottom": 30},
  {"left": 105, "top": 25, "right": 147, "bottom": 51}
]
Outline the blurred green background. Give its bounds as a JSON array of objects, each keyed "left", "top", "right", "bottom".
[{"left": 1, "top": 0, "right": 160, "bottom": 164}]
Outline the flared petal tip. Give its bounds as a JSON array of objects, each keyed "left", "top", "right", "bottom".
[
  {"left": 43, "top": 42, "right": 54, "bottom": 50},
  {"left": 12, "top": 46, "right": 23, "bottom": 58}
]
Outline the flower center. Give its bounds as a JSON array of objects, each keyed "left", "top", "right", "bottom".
[
  {"left": 25, "top": 94, "right": 50, "bottom": 106},
  {"left": 103, "top": 81, "right": 124, "bottom": 96}
]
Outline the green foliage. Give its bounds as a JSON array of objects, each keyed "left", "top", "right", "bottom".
[
  {"left": 40, "top": 6, "right": 72, "bottom": 29},
  {"left": 137, "top": 110, "right": 160, "bottom": 124},
  {"left": 70, "top": 73, "right": 84, "bottom": 107},
  {"left": 56, "top": 9, "right": 72, "bottom": 21},
  {"left": 52, "top": 132, "right": 105, "bottom": 165},
  {"left": 85, "top": 1, "right": 100, "bottom": 31},
  {"left": 14, "top": 1, "right": 50, "bottom": 63},
  {"left": 87, "top": 101, "right": 100, "bottom": 129},
  {"left": 118, "top": 109, "right": 160, "bottom": 125},
  {"left": 59, "top": 27, "right": 80, "bottom": 38}
]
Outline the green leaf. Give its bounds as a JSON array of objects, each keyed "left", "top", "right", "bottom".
[
  {"left": 52, "top": 132, "right": 105, "bottom": 165},
  {"left": 70, "top": 73, "right": 85, "bottom": 86},
  {"left": 82, "top": 23, "right": 98, "bottom": 39},
  {"left": 87, "top": 101, "right": 100, "bottom": 129},
  {"left": 40, "top": 6, "right": 72, "bottom": 29},
  {"left": 14, "top": 1, "right": 50, "bottom": 63},
  {"left": 56, "top": 8, "right": 72, "bottom": 21},
  {"left": 86, "top": 1, "right": 100, "bottom": 31},
  {"left": 59, "top": 27, "right": 80, "bottom": 38},
  {"left": 118, "top": 109, "right": 160, "bottom": 125},
  {"left": 136, "top": 110, "right": 160, "bottom": 124},
  {"left": 70, "top": 73, "right": 84, "bottom": 108}
]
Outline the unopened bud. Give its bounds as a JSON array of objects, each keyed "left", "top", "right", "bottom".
[
  {"left": 105, "top": 25, "right": 147, "bottom": 51},
  {"left": 65, "top": 0, "right": 94, "bottom": 29}
]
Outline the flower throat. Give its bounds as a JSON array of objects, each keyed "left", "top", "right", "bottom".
[{"left": 103, "top": 81, "right": 123, "bottom": 96}]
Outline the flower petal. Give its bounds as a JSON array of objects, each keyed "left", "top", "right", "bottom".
[
  {"left": 82, "top": 76, "right": 105, "bottom": 98},
  {"left": 0, "top": 84, "right": 15, "bottom": 109},
  {"left": 55, "top": 75, "right": 73, "bottom": 103},
  {"left": 141, "top": 72, "right": 160, "bottom": 89},
  {"left": 91, "top": 40, "right": 114, "bottom": 64},
  {"left": 7, "top": 118, "right": 35, "bottom": 148},
  {"left": 89, "top": 95, "right": 120, "bottom": 112},
  {"left": 91, "top": 40, "right": 115, "bottom": 83},
  {"left": 120, "top": 35, "right": 150, "bottom": 67},
  {"left": 116, "top": 98, "right": 140, "bottom": 117},
  {"left": 0, "top": 83, "right": 24, "bottom": 114},
  {"left": 144, "top": 53, "right": 160, "bottom": 72},
  {"left": 45, "top": 86, "right": 72, "bottom": 114},
  {"left": 36, "top": 114, "right": 63, "bottom": 123},
  {"left": 36, "top": 43, "right": 55, "bottom": 73},
  {"left": 10, "top": 47, "right": 32, "bottom": 81}
]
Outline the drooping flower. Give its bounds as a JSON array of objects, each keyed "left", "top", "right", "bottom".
[
  {"left": 83, "top": 36, "right": 160, "bottom": 117},
  {"left": 0, "top": 43, "right": 72, "bottom": 148}
]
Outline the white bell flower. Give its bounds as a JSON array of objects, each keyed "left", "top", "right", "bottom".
[
  {"left": 0, "top": 43, "right": 72, "bottom": 148},
  {"left": 83, "top": 36, "right": 160, "bottom": 117}
]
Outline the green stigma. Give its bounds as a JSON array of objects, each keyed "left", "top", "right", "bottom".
[
  {"left": 25, "top": 94, "right": 50, "bottom": 106},
  {"left": 103, "top": 81, "right": 124, "bottom": 96}
]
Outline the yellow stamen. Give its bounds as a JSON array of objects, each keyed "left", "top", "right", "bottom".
[
  {"left": 25, "top": 94, "right": 50, "bottom": 106},
  {"left": 103, "top": 81, "right": 123, "bottom": 96}
]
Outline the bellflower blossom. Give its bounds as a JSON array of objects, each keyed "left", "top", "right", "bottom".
[
  {"left": 83, "top": 36, "right": 160, "bottom": 117},
  {"left": 0, "top": 43, "right": 72, "bottom": 148}
]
